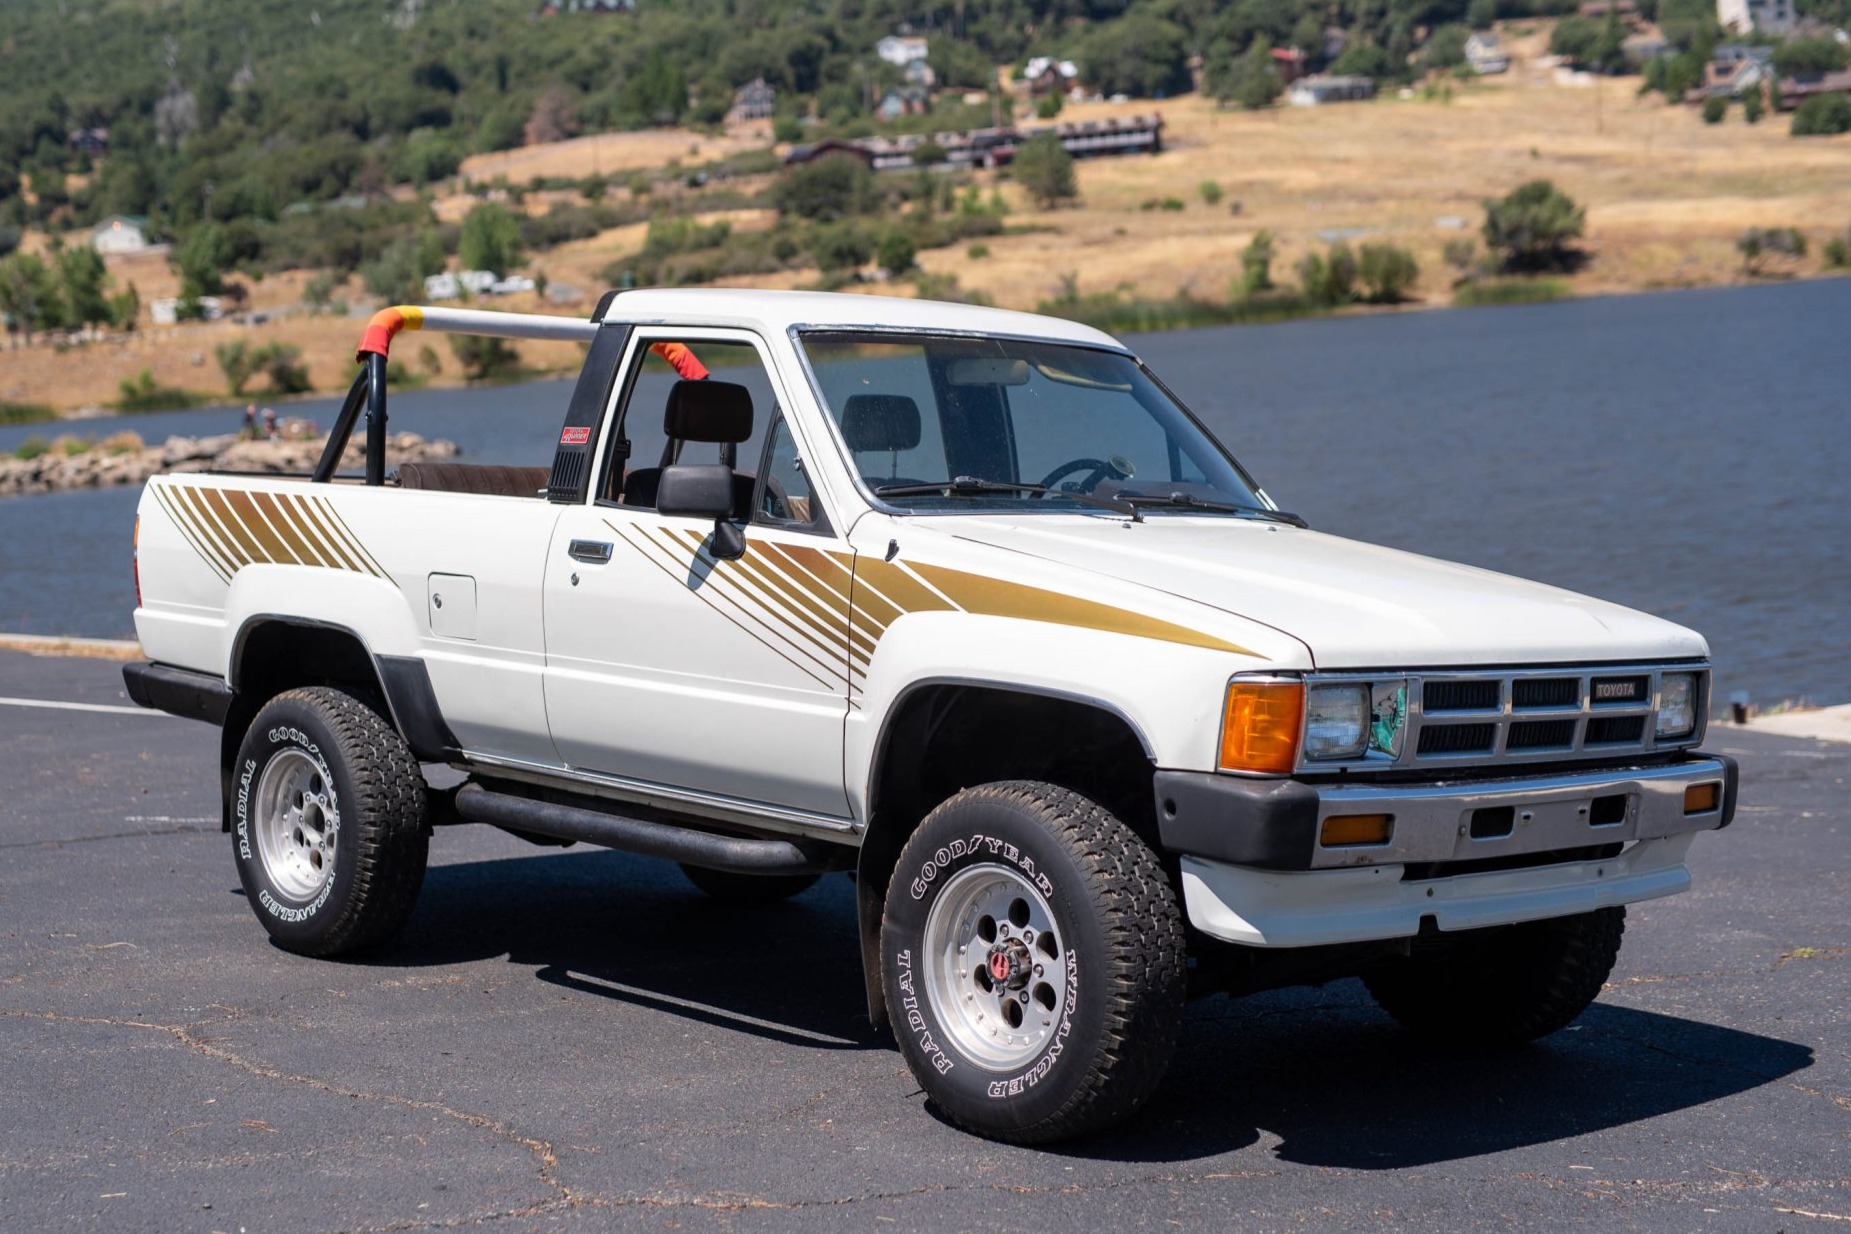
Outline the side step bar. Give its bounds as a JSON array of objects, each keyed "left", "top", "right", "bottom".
[{"left": 451, "top": 783, "right": 825, "bottom": 876}]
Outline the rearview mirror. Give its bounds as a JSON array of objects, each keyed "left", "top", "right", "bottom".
[
  {"left": 946, "top": 358, "right": 1030, "bottom": 387},
  {"left": 655, "top": 463, "right": 745, "bottom": 560}
]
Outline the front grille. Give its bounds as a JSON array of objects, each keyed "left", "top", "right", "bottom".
[
  {"left": 1508, "top": 718, "right": 1577, "bottom": 749},
  {"left": 1418, "top": 722, "right": 1497, "bottom": 756},
  {"left": 1423, "top": 680, "right": 1499, "bottom": 712}
]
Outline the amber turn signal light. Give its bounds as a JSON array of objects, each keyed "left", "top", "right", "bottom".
[
  {"left": 1683, "top": 782, "right": 1721, "bottom": 815},
  {"left": 1320, "top": 814, "right": 1394, "bottom": 848},
  {"left": 1219, "top": 680, "right": 1304, "bottom": 775}
]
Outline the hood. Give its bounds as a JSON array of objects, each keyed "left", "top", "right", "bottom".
[{"left": 910, "top": 516, "right": 1708, "bottom": 669}]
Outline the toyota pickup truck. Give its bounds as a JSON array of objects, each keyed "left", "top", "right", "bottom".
[{"left": 125, "top": 289, "right": 1737, "bottom": 1144}]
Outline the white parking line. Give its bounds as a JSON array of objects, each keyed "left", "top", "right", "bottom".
[{"left": 0, "top": 696, "right": 166, "bottom": 717}]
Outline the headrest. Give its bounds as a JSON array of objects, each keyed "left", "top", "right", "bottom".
[
  {"left": 841, "top": 394, "right": 921, "bottom": 453},
  {"left": 665, "top": 380, "right": 752, "bottom": 444}
]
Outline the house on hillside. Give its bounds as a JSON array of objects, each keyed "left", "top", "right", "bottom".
[
  {"left": 877, "top": 35, "right": 929, "bottom": 67},
  {"left": 1023, "top": 57, "right": 1080, "bottom": 95},
  {"left": 1465, "top": 33, "right": 1509, "bottom": 74},
  {"left": 1776, "top": 69, "right": 1851, "bottom": 108},
  {"left": 68, "top": 127, "right": 109, "bottom": 157},
  {"left": 92, "top": 216, "right": 150, "bottom": 254},
  {"left": 1271, "top": 47, "right": 1310, "bottom": 84},
  {"left": 1716, "top": 0, "right": 1797, "bottom": 34},
  {"left": 1288, "top": 74, "right": 1377, "bottom": 106},
  {"left": 1699, "top": 44, "right": 1774, "bottom": 96},
  {"left": 730, "top": 77, "right": 777, "bottom": 122},
  {"left": 877, "top": 86, "right": 931, "bottom": 120}
]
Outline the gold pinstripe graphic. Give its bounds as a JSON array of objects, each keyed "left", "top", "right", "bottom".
[
  {"left": 154, "top": 482, "right": 385, "bottom": 580},
  {"left": 612, "top": 524, "right": 1260, "bottom": 693}
]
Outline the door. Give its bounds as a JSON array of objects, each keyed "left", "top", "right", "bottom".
[{"left": 542, "top": 329, "right": 854, "bottom": 818}]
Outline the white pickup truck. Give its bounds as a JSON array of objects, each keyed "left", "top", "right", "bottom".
[{"left": 125, "top": 289, "right": 1736, "bottom": 1143}]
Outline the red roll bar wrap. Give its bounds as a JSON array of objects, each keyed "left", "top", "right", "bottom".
[{"left": 356, "top": 306, "right": 422, "bottom": 362}]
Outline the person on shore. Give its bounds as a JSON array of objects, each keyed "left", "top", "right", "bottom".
[
  {"left": 242, "top": 404, "right": 258, "bottom": 440},
  {"left": 261, "top": 408, "right": 278, "bottom": 440}
]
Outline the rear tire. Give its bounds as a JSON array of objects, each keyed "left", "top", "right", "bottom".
[
  {"left": 231, "top": 687, "right": 428, "bottom": 957},
  {"left": 880, "top": 781, "right": 1186, "bottom": 1144},
  {"left": 1362, "top": 907, "right": 1625, "bottom": 1046},
  {"left": 677, "top": 864, "right": 820, "bottom": 904}
]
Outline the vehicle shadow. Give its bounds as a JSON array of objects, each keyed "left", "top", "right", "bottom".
[{"left": 379, "top": 846, "right": 1814, "bottom": 1167}]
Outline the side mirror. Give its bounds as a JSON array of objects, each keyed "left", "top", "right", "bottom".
[{"left": 655, "top": 463, "right": 745, "bottom": 560}]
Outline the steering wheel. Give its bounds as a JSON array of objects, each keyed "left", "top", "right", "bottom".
[{"left": 1039, "top": 457, "right": 1123, "bottom": 494}]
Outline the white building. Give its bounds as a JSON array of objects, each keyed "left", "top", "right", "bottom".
[
  {"left": 1288, "top": 74, "right": 1377, "bottom": 106},
  {"left": 1717, "top": 0, "right": 1796, "bottom": 35},
  {"left": 1465, "top": 33, "right": 1510, "bottom": 74},
  {"left": 92, "top": 215, "right": 150, "bottom": 255},
  {"left": 876, "top": 35, "right": 929, "bottom": 67}
]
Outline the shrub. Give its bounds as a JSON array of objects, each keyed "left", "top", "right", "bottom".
[
  {"left": 1198, "top": 181, "right": 1224, "bottom": 206},
  {"left": 1452, "top": 277, "right": 1572, "bottom": 307},
  {"left": 1239, "top": 230, "right": 1277, "bottom": 296},
  {"left": 773, "top": 154, "right": 881, "bottom": 221},
  {"left": 877, "top": 231, "right": 917, "bottom": 276},
  {"left": 1743, "top": 89, "right": 1765, "bottom": 125},
  {"left": 14, "top": 435, "right": 50, "bottom": 460},
  {"left": 1792, "top": 93, "right": 1851, "bottom": 137},
  {"left": 1297, "top": 242, "right": 1357, "bottom": 306},
  {"left": 459, "top": 202, "right": 523, "bottom": 276},
  {"left": 1736, "top": 226, "right": 1807, "bottom": 276},
  {"left": 1823, "top": 229, "right": 1851, "bottom": 269},
  {"left": 1702, "top": 95, "right": 1727, "bottom": 125},
  {"left": 257, "top": 342, "right": 312, "bottom": 394},
  {"left": 1012, "top": 134, "right": 1078, "bottom": 209},
  {"left": 1357, "top": 243, "right": 1420, "bottom": 302},
  {"left": 1036, "top": 93, "right": 1063, "bottom": 120},
  {"left": 216, "top": 340, "right": 257, "bottom": 396},
  {"left": 772, "top": 113, "right": 804, "bottom": 144},
  {"left": 810, "top": 222, "right": 873, "bottom": 273},
  {"left": 966, "top": 242, "right": 990, "bottom": 259},
  {"left": 1483, "top": 180, "right": 1585, "bottom": 272}
]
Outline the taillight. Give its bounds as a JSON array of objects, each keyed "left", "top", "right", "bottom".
[{"left": 132, "top": 514, "right": 142, "bottom": 608}]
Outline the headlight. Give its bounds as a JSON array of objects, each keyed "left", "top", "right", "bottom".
[
  {"left": 1304, "top": 683, "right": 1370, "bottom": 760},
  {"left": 1657, "top": 673, "right": 1698, "bottom": 740}
]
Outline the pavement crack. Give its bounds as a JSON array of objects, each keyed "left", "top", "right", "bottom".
[
  {"left": 0, "top": 824, "right": 217, "bottom": 849},
  {"left": 2, "top": 1008, "right": 571, "bottom": 1209}
]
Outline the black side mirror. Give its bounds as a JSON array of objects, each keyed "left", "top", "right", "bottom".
[{"left": 656, "top": 463, "right": 745, "bottom": 560}]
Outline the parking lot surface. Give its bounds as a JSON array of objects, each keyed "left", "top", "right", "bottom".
[{"left": 1, "top": 648, "right": 1846, "bottom": 1233}]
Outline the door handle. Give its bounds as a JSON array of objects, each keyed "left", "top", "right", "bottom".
[{"left": 567, "top": 539, "right": 613, "bottom": 564}]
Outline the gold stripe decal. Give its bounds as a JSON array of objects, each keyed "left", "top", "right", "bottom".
[
  {"left": 155, "top": 482, "right": 385, "bottom": 581},
  {"left": 610, "top": 524, "right": 1258, "bottom": 693}
]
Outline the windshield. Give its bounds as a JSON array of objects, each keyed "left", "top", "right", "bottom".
[{"left": 799, "top": 331, "right": 1266, "bottom": 516}]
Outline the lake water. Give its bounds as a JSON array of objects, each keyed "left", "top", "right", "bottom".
[{"left": 3, "top": 279, "right": 1845, "bottom": 709}]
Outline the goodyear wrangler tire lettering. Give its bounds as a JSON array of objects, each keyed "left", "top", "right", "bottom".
[
  {"left": 231, "top": 687, "right": 429, "bottom": 958},
  {"left": 879, "top": 781, "right": 1187, "bottom": 1145}
]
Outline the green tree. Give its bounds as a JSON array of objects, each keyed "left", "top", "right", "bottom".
[
  {"left": 810, "top": 222, "right": 873, "bottom": 273},
  {"left": 1772, "top": 38, "right": 1849, "bottom": 76},
  {"left": 1483, "top": 180, "right": 1586, "bottom": 272},
  {"left": 0, "top": 251, "right": 63, "bottom": 341},
  {"left": 1011, "top": 134, "right": 1078, "bottom": 209},
  {"left": 1357, "top": 243, "right": 1420, "bottom": 302},
  {"left": 216, "top": 339, "right": 258, "bottom": 396},
  {"left": 1743, "top": 87, "right": 1765, "bottom": 125},
  {"left": 1078, "top": 13, "right": 1192, "bottom": 98},
  {"left": 877, "top": 230, "right": 917, "bottom": 276},
  {"left": 459, "top": 202, "right": 522, "bottom": 275},
  {"left": 1792, "top": 93, "right": 1851, "bottom": 137},
  {"left": 56, "top": 244, "right": 112, "bottom": 330},
  {"left": 1423, "top": 25, "right": 1471, "bottom": 71},
  {"left": 1297, "top": 242, "right": 1357, "bottom": 305},
  {"left": 1702, "top": 95, "right": 1727, "bottom": 124},
  {"left": 363, "top": 234, "right": 434, "bottom": 303},
  {"left": 773, "top": 155, "right": 880, "bottom": 222},
  {"left": 173, "top": 222, "right": 233, "bottom": 306},
  {"left": 256, "top": 342, "right": 312, "bottom": 393},
  {"left": 1215, "top": 38, "right": 1285, "bottom": 110},
  {"left": 1239, "top": 230, "right": 1277, "bottom": 296}
]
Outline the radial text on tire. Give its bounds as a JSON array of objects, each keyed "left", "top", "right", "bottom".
[
  {"left": 231, "top": 686, "right": 429, "bottom": 957},
  {"left": 880, "top": 781, "right": 1187, "bottom": 1144}
]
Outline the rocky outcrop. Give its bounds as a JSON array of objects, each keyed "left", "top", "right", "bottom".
[{"left": 0, "top": 432, "right": 461, "bottom": 498}]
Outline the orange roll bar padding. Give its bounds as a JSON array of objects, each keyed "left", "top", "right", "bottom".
[
  {"left": 652, "top": 341, "right": 709, "bottom": 381},
  {"left": 356, "top": 305, "right": 424, "bottom": 362}
]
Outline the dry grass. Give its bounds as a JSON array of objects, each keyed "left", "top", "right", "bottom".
[{"left": 9, "top": 38, "right": 1849, "bottom": 414}]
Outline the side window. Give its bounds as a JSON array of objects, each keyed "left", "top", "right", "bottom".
[
  {"left": 755, "top": 416, "right": 820, "bottom": 527},
  {"left": 598, "top": 338, "right": 776, "bottom": 506}
]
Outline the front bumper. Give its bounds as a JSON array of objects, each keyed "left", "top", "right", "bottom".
[
  {"left": 1156, "top": 754, "right": 1736, "bottom": 949},
  {"left": 1155, "top": 754, "right": 1736, "bottom": 871}
]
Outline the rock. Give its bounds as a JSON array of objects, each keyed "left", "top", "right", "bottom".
[{"left": 2, "top": 432, "right": 462, "bottom": 499}]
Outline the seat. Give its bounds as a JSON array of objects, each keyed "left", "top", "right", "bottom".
[
  {"left": 841, "top": 394, "right": 923, "bottom": 488},
  {"left": 620, "top": 379, "right": 757, "bottom": 519},
  {"left": 395, "top": 463, "right": 549, "bottom": 498}
]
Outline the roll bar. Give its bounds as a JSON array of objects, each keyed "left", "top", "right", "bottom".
[{"left": 313, "top": 305, "right": 603, "bottom": 485}]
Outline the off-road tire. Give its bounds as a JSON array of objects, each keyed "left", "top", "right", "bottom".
[
  {"left": 678, "top": 864, "right": 820, "bottom": 905},
  {"left": 880, "top": 781, "right": 1187, "bottom": 1145},
  {"left": 1362, "top": 906, "right": 1626, "bottom": 1046},
  {"left": 231, "top": 687, "right": 429, "bottom": 957}
]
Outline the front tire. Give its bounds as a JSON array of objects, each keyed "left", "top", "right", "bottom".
[
  {"left": 880, "top": 782, "right": 1186, "bottom": 1144},
  {"left": 1362, "top": 906, "right": 1626, "bottom": 1046},
  {"left": 231, "top": 687, "right": 429, "bottom": 957}
]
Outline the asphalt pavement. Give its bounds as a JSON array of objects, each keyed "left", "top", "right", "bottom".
[{"left": 1, "top": 648, "right": 1846, "bottom": 1234}]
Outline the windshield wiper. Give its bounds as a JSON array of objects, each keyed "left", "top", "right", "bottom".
[
  {"left": 1121, "top": 492, "right": 1308, "bottom": 527},
  {"left": 874, "top": 476, "right": 1141, "bottom": 522}
]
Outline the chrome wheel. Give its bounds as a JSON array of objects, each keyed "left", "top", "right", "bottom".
[
  {"left": 253, "top": 748, "right": 339, "bottom": 902},
  {"left": 923, "top": 864, "right": 1069, "bottom": 1070}
]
